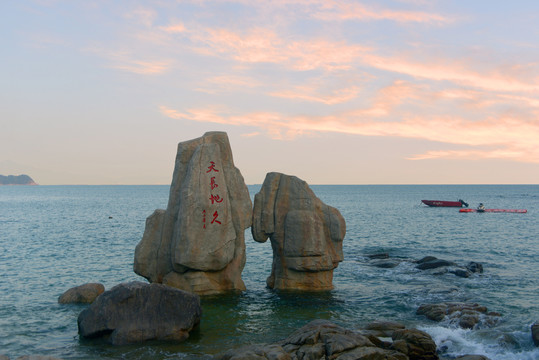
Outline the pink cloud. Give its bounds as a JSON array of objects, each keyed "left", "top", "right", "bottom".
[
  {"left": 160, "top": 95, "right": 539, "bottom": 164},
  {"left": 311, "top": 1, "right": 453, "bottom": 24},
  {"left": 361, "top": 54, "right": 539, "bottom": 93},
  {"left": 269, "top": 85, "right": 360, "bottom": 104}
]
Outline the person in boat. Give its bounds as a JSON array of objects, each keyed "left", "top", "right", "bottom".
[{"left": 477, "top": 203, "right": 485, "bottom": 211}]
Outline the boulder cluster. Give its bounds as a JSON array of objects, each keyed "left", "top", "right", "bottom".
[
  {"left": 215, "top": 319, "right": 445, "bottom": 360},
  {"left": 56, "top": 132, "right": 348, "bottom": 347},
  {"left": 417, "top": 302, "right": 501, "bottom": 330},
  {"left": 134, "top": 132, "right": 346, "bottom": 294}
]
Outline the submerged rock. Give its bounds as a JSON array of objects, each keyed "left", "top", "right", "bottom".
[
  {"left": 532, "top": 321, "right": 539, "bottom": 346},
  {"left": 416, "top": 257, "right": 457, "bottom": 270},
  {"left": 252, "top": 173, "right": 346, "bottom": 290},
  {"left": 416, "top": 256, "right": 483, "bottom": 279},
  {"left": 58, "top": 283, "right": 104, "bottom": 304},
  {"left": 134, "top": 132, "right": 252, "bottom": 295},
  {"left": 417, "top": 302, "right": 501, "bottom": 329},
  {"left": 77, "top": 282, "right": 201, "bottom": 345}
]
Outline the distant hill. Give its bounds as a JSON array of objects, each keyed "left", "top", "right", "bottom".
[{"left": 0, "top": 174, "right": 38, "bottom": 185}]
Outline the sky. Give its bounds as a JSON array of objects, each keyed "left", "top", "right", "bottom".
[{"left": 1, "top": 1, "right": 539, "bottom": 185}]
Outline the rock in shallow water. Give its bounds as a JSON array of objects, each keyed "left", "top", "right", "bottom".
[
  {"left": 134, "top": 132, "right": 252, "bottom": 295},
  {"left": 416, "top": 302, "right": 501, "bottom": 329},
  {"left": 58, "top": 283, "right": 104, "bottom": 304},
  {"left": 532, "top": 321, "right": 539, "bottom": 346},
  {"left": 77, "top": 281, "right": 201, "bottom": 345},
  {"left": 214, "top": 319, "right": 434, "bottom": 360},
  {"left": 251, "top": 173, "right": 346, "bottom": 290}
]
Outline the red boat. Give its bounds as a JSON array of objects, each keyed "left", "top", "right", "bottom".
[
  {"left": 422, "top": 199, "right": 468, "bottom": 207},
  {"left": 460, "top": 208, "right": 527, "bottom": 213}
]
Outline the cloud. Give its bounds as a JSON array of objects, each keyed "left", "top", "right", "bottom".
[
  {"left": 196, "top": 75, "right": 262, "bottom": 94},
  {"left": 310, "top": 1, "right": 453, "bottom": 24},
  {"left": 160, "top": 89, "right": 539, "bottom": 163},
  {"left": 83, "top": 46, "right": 172, "bottom": 74},
  {"left": 269, "top": 85, "right": 360, "bottom": 104}
]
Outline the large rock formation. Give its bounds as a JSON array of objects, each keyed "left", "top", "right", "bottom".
[
  {"left": 252, "top": 173, "right": 346, "bottom": 290},
  {"left": 134, "top": 132, "right": 252, "bottom": 295},
  {"left": 77, "top": 282, "right": 201, "bottom": 345}
]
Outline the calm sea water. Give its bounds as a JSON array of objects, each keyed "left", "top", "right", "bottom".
[{"left": 1, "top": 185, "right": 538, "bottom": 360}]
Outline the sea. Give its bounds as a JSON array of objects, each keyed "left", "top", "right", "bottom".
[{"left": 1, "top": 184, "right": 538, "bottom": 360}]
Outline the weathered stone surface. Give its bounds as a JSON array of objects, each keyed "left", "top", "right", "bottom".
[
  {"left": 58, "top": 283, "right": 104, "bottom": 304},
  {"left": 215, "top": 319, "right": 427, "bottom": 360},
  {"left": 391, "top": 328, "right": 438, "bottom": 360},
  {"left": 417, "top": 302, "right": 500, "bottom": 329},
  {"left": 134, "top": 132, "right": 252, "bottom": 294},
  {"left": 77, "top": 281, "right": 201, "bottom": 345},
  {"left": 532, "top": 321, "right": 539, "bottom": 346},
  {"left": 415, "top": 256, "right": 484, "bottom": 279},
  {"left": 216, "top": 344, "right": 291, "bottom": 360},
  {"left": 364, "top": 320, "right": 406, "bottom": 338},
  {"left": 416, "top": 257, "right": 457, "bottom": 270},
  {"left": 252, "top": 173, "right": 346, "bottom": 290}
]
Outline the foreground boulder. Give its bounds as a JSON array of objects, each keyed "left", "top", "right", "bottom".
[
  {"left": 134, "top": 132, "right": 252, "bottom": 295},
  {"left": 252, "top": 173, "right": 346, "bottom": 290},
  {"left": 78, "top": 282, "right": 201, "bottom": 345},
  {"left": 58, "top": 283, "right": 104, "bottom": 304},
  {"left": 417, "top": 302, "right": 501, "bottom": 329},
  {"left": 215, "top": 319, "right": 437, "bottom": 360}
]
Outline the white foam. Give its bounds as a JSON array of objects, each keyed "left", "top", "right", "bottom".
[{"left": 419, "top": 325, "right": 539, "bottom": 360}]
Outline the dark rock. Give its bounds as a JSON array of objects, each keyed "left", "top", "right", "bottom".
[
  {"left": 14, "top": 357, "right": 64, "bottom": 360},
  {"left": 391, "top": 328, "right": 439, "bottom": 360},
  {"left": 364, "top": 320, "right": 406, "bottom": 337},
  {"left": 58, "top": 283, "right": 104, "bottom": 304},
  {"left": 532, "top": 321, "right": 539, "bottom": 346},
  {"left": 417, "top": 302, "right": 500, "bottom": 329},
  {"left": 454, "top": 356, "right": 491, "bottom": 360},
  {"left": 367, "top": 253, "right": 389, "bottom": 259},
  {"left": 215, "top": 344, "right": 291, "bottom": 360},
  {"left": 77, "top": 281, "right": 201, "bottom": 345},
  {"left": 466, "top": 262, "right": 484, "bottom": 273},
  {"left": 449, "top": 268, "right": 472, "bottom": 278},
  {"left": 417, "top": 256, "right": 438, "bottom": 264},
  {"left": 371, "top": 259, "right": 401, "bottom": 268},
  {"left": 416, "top": 258, "right": 457, "bottom": 270}
]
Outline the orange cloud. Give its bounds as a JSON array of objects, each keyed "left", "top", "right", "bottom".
[
  {"left": 160, "top": 96, "right": 539, "bottom": 164},
  {"left": 361, "top": 54, "right": 539, "bottom": 93}
]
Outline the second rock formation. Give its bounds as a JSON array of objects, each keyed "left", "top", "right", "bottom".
[{"left": 252, "top": 172, "right": 346, "bottom": 290}]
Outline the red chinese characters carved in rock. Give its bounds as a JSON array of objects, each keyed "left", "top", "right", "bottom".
[
  {"left": 206, "top": 161, "right": 219, "bottom": 173},
  {"left": 203, "top": 161, "right": 223, "bottom": 228}
]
